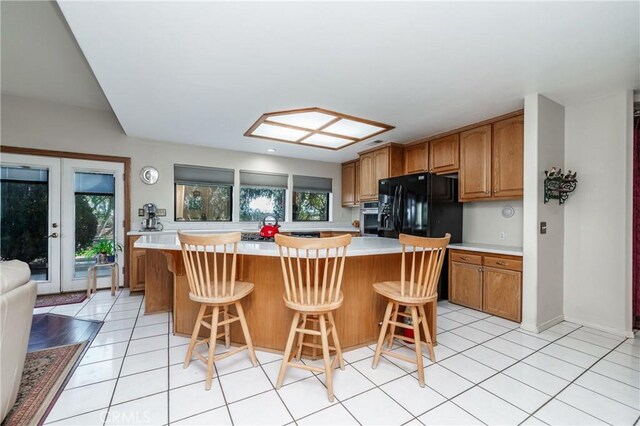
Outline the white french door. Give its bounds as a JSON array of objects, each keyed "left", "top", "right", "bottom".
[
  {"left": 1, "top": 154, "right": 61, "bottom": 294},
  {"left": 0, "top": 154, "right": 124, "bottom": 294},
  {"left": 61, "top": 159, "right": 125, "bottom": 292}
]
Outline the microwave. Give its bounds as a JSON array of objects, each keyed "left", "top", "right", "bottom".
[{"left": 359, "top": 202, "right": 379, "bottom": 236}]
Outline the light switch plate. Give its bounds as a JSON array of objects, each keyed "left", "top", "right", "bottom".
[{"left": 540, "top": 221, "right": 547, "bottom": 234}]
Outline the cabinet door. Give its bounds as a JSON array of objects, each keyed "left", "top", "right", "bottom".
[
  {"left": 354, "top": 161, "right": 360, "bottom": 205},
  {"left": 359, "top": 153, "right": 375, "bottom": 200},
  {"left": 483, "top": 266, "right": 522, "bottom": 322},
  {"left": 373, "top": 148, "right": 390, "bottom": 185},
  {"left": 492, "top": 115, "right": 524, "bottom": 199},
  {"left": 449, "top": 261, "right": 483, "bottom": 310},
  {"left": 130, "top": 249, "right": 146, "bottom": 292},
  {"left": 459, "top": 125, "right": 492, "bottom": 201},
  {"left": 341, "top": 162, "right": 356, "bottom": 207},
  {"left": 404, "top": 143, "right": 428, "bottom": 174},
  {"left": 429, "top": 134, "right": 459, "bottom": 174}
]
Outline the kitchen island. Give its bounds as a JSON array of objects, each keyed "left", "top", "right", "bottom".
[{"left": 134, "top": 234, "right": 438, "bottom": 354}]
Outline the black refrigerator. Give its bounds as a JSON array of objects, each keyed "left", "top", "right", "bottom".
[{"left": 377, "top": 173, "right": 462, "bottom": 298}]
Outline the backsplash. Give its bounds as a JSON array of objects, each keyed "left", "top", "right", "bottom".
[{"left": 462, "top": 200, "right": 523, "bottom": 246}]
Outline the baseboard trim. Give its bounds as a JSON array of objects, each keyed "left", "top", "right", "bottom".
[
  {"left": 563, "top": 315, "right": 635, "bottom": 338},
  {"left": 519, "top": 314, "right": 564, "bottom": 334}
]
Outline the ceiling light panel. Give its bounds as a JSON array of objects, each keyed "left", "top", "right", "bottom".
[
  {"left": 251, "top": 123, "right": 309, "bottom": 142},
  {"left": 245, "top": 108, "right": 393, "bottom": 150},
  {"left": 266, "top": 111, "right": 337, "bottom": 130},
  {"left": 301, "top": 133, "right": 353, "bottom": 149},
  {"left": 323, "top": 119, "right": 385, "bottom": 139}
]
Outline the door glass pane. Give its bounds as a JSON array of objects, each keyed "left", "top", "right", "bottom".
[
  {"left": 0, "top": 166, "right": 50, "bottom": 280},
  {"left": 74, "top": 172, "right": 115, "bottom": 278}
]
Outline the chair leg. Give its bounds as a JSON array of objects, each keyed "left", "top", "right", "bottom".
[
  {"left": 419, "top": 305, "right": 436, "bottom": 362},
  {"left": 277, "top": 312, "right": 300, "bottom": 389},
  {"left": 387, "top": 303, "right": 399, "bottom": 349},
  {"left": 223, "top": 306, "right": 231, "bottom": 349},
  {"left": 205, "top": 306, "right": 220, "bottom": 391},
  {"left": 372, "top": 301, "right": 394, "bottom": 368},
  {"left": 294, "top": 314, "right": 307, "bottom": 360},
  {"left": 86, "top": 268, "right": 92, "bottom": 297},
  {"left": 319, "top": 313, "right": 334, "bottom": 402},
  {"left": 327, "top": 312, "right": 344, "bottom": 370},
  {"left": 411, "top": 306, "right": 425, "bottom": 387},
  {"left": 235, "top": 302, "right": 257, "bottom": 366},
  {"left": 110, "top": 265, "right": 116, "bottom": 296},
  {"left": 184, "top": 304, "right": 206, "bottom": 368}
]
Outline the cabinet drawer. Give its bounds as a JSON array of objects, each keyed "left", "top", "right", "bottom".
[
  {"left": 484, "top": 256, "right": 522, "bottom": 271},
  {"left": 450, "top": 252, "right": 482, "bottom": 265}
]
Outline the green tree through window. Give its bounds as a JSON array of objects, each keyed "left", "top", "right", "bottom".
[
  {"left": 293, "top": 192, "right": 330, "bottom": 221},
  {"left": 239, "top": 187, "right": 285, "bottom": 221}
]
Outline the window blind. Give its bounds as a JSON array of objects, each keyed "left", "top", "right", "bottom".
[
  {"left": 174, "top": 164, "right": 234, "bottom": 186},
  {"left": 75, "top": 172, "right": 115, "bottom": 194},
  {"left": 240, "top": 170, "right": 288, "bottom": 189},
  {"left": 0, "top": 166, "right": 48, "bottom": 182},
  {"left": 293, "top": 175, "right": 332, "bottom": 193}
]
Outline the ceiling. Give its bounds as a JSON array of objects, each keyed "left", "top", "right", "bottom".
[{"left": 3, "top": 1, "right": 639, "bottom": 162}]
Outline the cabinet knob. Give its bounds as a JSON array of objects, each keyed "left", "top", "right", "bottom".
[
  {"left": 496, "top": 261, "right": 507, "bottom": 266},
  {"left": 485, "top": 191, "right": 489, "bottom": 194},
  {"left": 493, "top": 190, "right": 497, "bottom": 193},
  {"left": 477, "top": 267, "right": 483, "bottom": 272}
]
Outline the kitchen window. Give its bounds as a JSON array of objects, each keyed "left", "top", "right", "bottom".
[
  {"left": 239, "top": 170, "right": 287, "bottom": 222},
  {"left": 174, "top": 165, "right": 233, "bottom": 221},
  {"left": 292, "top": 175, "right": 332, "bottom": 222}
]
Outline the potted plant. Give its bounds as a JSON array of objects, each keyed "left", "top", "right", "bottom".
[{"left": 85, "top": 239, "right": 123, "bottom": 264}]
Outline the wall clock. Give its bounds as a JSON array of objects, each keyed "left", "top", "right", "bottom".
[{"left": 140, "top": 166, "right": 159, "bottom": 185}]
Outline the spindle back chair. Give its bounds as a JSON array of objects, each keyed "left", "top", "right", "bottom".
[
  {"left": 371, "top": 233, "right": 451, "bottom": 387},
  {"left": 274, "top": 233, "right": 352, "bottom": 402},
  {"left": 178, "top": 231, "right": 257, "bottom": 391}
]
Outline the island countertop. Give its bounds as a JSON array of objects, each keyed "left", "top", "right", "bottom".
[{"left": 134, "top": 233, "right": 405, "bottom": 257}]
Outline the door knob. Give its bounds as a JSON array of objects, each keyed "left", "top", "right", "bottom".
[
  {"left": 46, "top": 233, "right": 58, "bottom": 239},
  {"left": 52, "top": 223, "right": 58, "bottom": 228}
]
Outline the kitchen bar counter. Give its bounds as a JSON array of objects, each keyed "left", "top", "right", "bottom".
[
  {"left": 135, "top": 235, "right": 438, "bottom": 354},
  {"left": 127, "top": 226, "right": 360, "bottom": 236},
  {"left": 447, "top": 242, "right": 523, "bottom": 256}
]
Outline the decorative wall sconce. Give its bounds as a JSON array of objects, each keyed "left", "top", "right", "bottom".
[{"left": 544, "top": 167, "right": 578, "bottom": 205}]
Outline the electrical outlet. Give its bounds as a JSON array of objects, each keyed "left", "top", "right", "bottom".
[{"left": 499, "top": 232, "right": 506, "bottom": 240}]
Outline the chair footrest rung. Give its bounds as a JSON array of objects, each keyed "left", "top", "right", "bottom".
[
  {"left": 381, "top": 350, "right": 418, "bottom": 364},
  {"left": 388, "top": 320, "right": 412, "bottom": 329},
  {"left": 296, "top": 328, "right": 321, "bottom": 336},
  {"left": 214, "top": 345, "right": 247, "bottom": 362},
  {"left": 396, "top": 311, "right": 411, "bottom": 318},
  {"left": 287, "top": 362, "right": 324, "bottom": 374},
  {"left": 300, "top": 342, "right": 336, "bottom": 351},
  {"left": 217, "top": 316, "right": 240, "bottom": 326}
]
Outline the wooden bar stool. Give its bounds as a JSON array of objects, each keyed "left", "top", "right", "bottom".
[
  {"left": 372, "top": 233, "right": 450, "bottom": 387},
  {"left": 178, "top": 231, "right": 258, "bottom": 391},
  {"left": 274, "top": 233, "right": 352, "bottom": 402}
]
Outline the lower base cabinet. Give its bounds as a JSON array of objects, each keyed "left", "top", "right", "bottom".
[
  {"left": 128, "top": 236, "right": 146, "bottom": 292},
  {"left": 449, "top": 250, "right": 522, "bottom": 322}
]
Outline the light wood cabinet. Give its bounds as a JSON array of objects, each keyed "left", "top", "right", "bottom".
[
  {"left": 429, "top": 134, "right": 459, "bottom": 174},
  {"left": 354, "top": 161, "right": 360, "bottom": 205},
  {"left": 341, "top": 161, "right": 358, "bottom": 207},
  {"left": 492, "top": 115, "right": 524, "bottom": 198},
  {"left": 404, "top": 142, "right": 428, "bottom": 174},
  {"left": 459, "top": 125, "right": 492, "bottom": 201},
  {"left": 448, "top": 249, "right": 522, "bottom": 322},
  {"left": 358, "top": 153, "right": 376, "bottom": 200},
  {"left": 449, "top": 261, "right": 483, "bottom": 310},
  {"left": 358, "top": 145, "right": 404, "bottom": 201},
  {"left": 459, "top": 115, "right": 523, "bottom": 202},
  {"left": 483, "top": 267, "right": 522, "bottom": 322},
  {"left": 128, "top": 236, "right": 146, "bottom": 292}
]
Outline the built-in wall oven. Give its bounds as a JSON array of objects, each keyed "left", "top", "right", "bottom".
[{"left": 360, "top": 201, "right": 379, "bottom": 236}]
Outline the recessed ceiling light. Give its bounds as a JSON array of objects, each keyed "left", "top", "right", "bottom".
[
  {"left": 244, "top": 107, "right": 394, "bottom": 151},
  {"left": 266, "top": 148, "right": 277, "bottom": 153}
]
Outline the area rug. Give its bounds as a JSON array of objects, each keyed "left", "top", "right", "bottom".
[
  {"left": 1, "top": 342, "right": 87, "bottom": 426},
  {"left": 35, "top": 292, "right": 87, "bottom": 308}
]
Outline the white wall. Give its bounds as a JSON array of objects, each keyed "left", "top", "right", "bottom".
[
  {"left": 522, "top": 94, "right": 565, "bottom": 332},
  {"left": 462, "top": 201, "right": 523, "bottom": 246},
  {"left": 0, "top": 95, "right": 354, "bottom": 230},
  {"left": 563, "top": 91, "right": 634, "bottom": 337}
]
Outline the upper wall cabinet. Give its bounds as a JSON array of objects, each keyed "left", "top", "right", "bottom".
[
  {"left": 492, "top": 115, "right": 524, "bottom": 198},
  {"left": 459, "top": 114, "right": 523, "bottom": 202},
  {"left": 341, "top": 160, "right": 358, "bottom": 207},
  {"left": 358, "top": 145, "right": 404, "bottom": 201},
  {"left": 404, "top": 142, "right": 428, "bottom": 174},
  {"left": 429, "top": 134, "right": 459, "bottom": 174}
]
